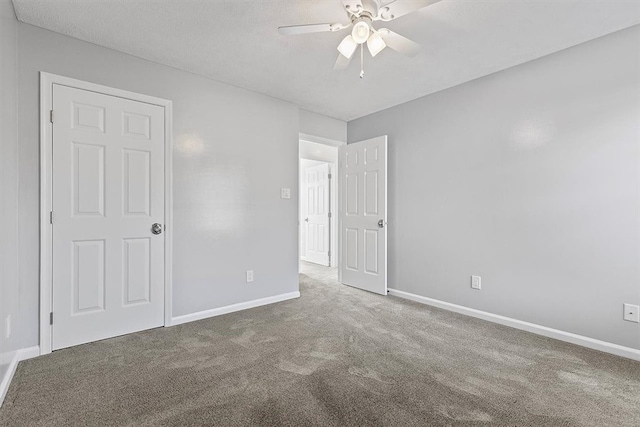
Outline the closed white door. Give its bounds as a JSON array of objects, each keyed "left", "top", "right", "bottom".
[
  {"left": 52, "top": 84, "right": 165, "bottom": 350},
  {"left": 339, "top": 136, "right": 387, "bottom": 295},
  {"left": 305, "top": 163, "right": 331, "bottom": 266}
]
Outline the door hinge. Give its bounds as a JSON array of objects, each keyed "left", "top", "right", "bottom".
[
  {"left": 50, "top": 110, "right": 54, "bottom": 123},
  {"left": 328, "top": 212, "right": 332, "bottom": 218},
  {"left": 50, "top": 211, "right": 54, "bottom": 224},
  {"left": 328, "top": 251, "right": 331, "bottom": 257},
  {"left": 328, "top": 173, "right": 332, "bottom": 179},
  {"left": 49, "top": 312, "right": 53, "bottom": 325}
]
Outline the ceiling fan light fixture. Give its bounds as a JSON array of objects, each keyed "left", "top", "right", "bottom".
[
  {"left": 351, "top": 19, "right": 371, "bottom": 44},
  {"left": 278, "top": 0, "right": 429, "bottom": 76},
  {"left": 337, "top": 35, "right": 358, "bottom": 59},
  {"left": 367, "top": 31, "right": 386, "bottom": 57}
]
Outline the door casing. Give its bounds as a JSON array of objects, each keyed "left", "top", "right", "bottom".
[
  {"left": 298, "top": 135, "right": 343, "bottom": 270},
  {"left": 39, "top": 72, "right": 174, "bottom": 355}
]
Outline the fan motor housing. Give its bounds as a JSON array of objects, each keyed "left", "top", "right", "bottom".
[{"left": 360, "top": 0, "right": 380, "bottom": 16}]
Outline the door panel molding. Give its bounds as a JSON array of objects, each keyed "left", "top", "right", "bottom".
[
  {"left": 339, "top": 136, "right": 388, "bottom": 295},
  {"left": 305, "top": 163, "right": 331, "bottom": 266},
  {"left": 39, "top": 72, "right": 173, "bottom": 355}
]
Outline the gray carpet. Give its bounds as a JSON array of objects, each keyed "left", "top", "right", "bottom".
[{"left": 1, "top": 261, "right": 639, "bottom": 426}]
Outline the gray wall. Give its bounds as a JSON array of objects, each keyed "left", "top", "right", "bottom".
[
  {"left": 17, "top": 23, "right": 303, "bottom": 347},
  {"left": 0, "top": 0, "right": 20, "bottom": 383},
  {"left": 299, "top": 109, "right": 347, "bottom": 143},
  {"left": 348, "top": 25, "right": 640, "bottom": 350}
]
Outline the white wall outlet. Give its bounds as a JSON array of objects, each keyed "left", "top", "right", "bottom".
[
  {"left": 281, "top": 188, "right": 291, "bottom": 199},
  {"left": 471, "top": 275, "right": 481, "bottom": 290},
  {"left": 623, "top": 303, "right": 639, "bottom": 323},
  {"left": 5, "top": 314, "right": 11, "bottom": 339},
  {"left": 246, "top": 270, "right": 254, "bottom": 283}
]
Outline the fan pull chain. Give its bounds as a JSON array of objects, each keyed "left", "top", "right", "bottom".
[{"left": 360, "top": 44, "right": 365, "bottom": 79}]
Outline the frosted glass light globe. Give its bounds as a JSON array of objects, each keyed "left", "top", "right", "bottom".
[{"left": 351, "top": 20, "right": 370, "bottom": 44}]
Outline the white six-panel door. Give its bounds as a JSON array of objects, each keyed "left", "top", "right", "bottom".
[
  {"left": 52, "top": 84, "right": 165, "bottom": 350},
  {"left": 305, "top": 163, "right": 331, "bottom": 266},
  {"left": 339, "top": 136, "right": 387, "bottom": 295}
]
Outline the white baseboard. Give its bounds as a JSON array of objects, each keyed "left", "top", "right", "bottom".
[
  {"left": 0, "top": 346, "right": 40, "bottom": 407},
  {"left": 388, "top": 288, "right": 640, "bottom": 362},
  {"left": 18, "top": 346, "right": 41, "bottom": 361},
  {"left": 170, "top": 291, "right": 300, "bottom": 327}
]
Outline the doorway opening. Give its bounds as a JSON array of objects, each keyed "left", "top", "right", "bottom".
[
  {"left": 298, "top": 134, "right": 388, "bottom": 295},
  {"left": 299, "top": 137, "right": 342, "bottom": 282}
]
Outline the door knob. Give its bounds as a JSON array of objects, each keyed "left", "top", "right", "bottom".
[
  {"left": 304, "top": 218, "right": 309, "bottom": 222},
  {"left": 151, "top": 223, "right": 163, "bottom": 235},
  {"left": 378, "top": 219, "right": 385, "bottom": 228}
]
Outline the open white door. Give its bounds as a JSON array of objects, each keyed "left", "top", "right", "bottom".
[
  {"left": 304, "top": 163, "right": 331, "bottom": 266},
  {"left": 339, "top": 136, "right": 387, "bottom": 295},
  {"left": 51, "top": 84, "right": 165, "bottom": 350}
]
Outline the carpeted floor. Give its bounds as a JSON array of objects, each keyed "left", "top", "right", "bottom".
[{"left": 1, "top": 261, "right": 639, "bottom": 426}]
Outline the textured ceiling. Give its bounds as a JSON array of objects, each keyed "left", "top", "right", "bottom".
[{"left": 12, "top": 0, "right": 640, "bottom": 121}]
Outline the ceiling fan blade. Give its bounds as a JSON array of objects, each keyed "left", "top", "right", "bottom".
[
  {"left": 342, "top": 0, "right": 363, "bottom": 16},
  {"left": 378, "top": 29, "right": 421, "bottom": 57},
  {"left": 376, "top": 0, "right": 440, "bottom": 21},
  {"left": 278, "top": 23, "right": 347, "bottom": 36},
  {"left": 333, "top": 52, "right": 354, "bottom": 70}
]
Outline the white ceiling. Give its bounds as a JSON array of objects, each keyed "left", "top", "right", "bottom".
[{"left": 12, "top": 0, "right": 640, "bottom": 121}]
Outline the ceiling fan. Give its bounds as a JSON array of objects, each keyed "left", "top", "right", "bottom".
[{"left": 278, "top": 0, "right": 437, "bottom": 77}]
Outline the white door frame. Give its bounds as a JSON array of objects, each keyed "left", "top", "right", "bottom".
[
  {"left": 39, "top": 72, "right": 174, "bottom": 355},
  {"left": 298, "top": 134, "right": 344, "bottom": 270}
]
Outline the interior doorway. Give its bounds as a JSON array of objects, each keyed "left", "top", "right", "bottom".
[
  {"left": 298, "top": 134, "right": 388, "bottom": 296},
  {"left": 299, "top": 137, "right": 341, "bottom": 279}
]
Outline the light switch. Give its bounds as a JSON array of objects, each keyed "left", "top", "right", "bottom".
[{"left": 281, "top": 188, "right": 291, "bottom": 199}]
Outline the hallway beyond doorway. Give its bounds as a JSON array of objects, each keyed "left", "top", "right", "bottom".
[{"left": 300, "top": 260, "right": 338, "bottom": 285}]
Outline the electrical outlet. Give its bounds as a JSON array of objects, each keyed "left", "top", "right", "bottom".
[
  {"left": 281, "top": 188, "right": 291, "bottom": 199},
  {"left": 246, "top": 270, "right": 254, "bottom": 283},
  {"left": 5, "top": 315, "right": 11, "bottom": 339},
  {"left": 471, "top": 275, "right": 481, "bottom": 290},
  {"left": 623, "top": 303, "right": 639, "bottom": 323}
]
